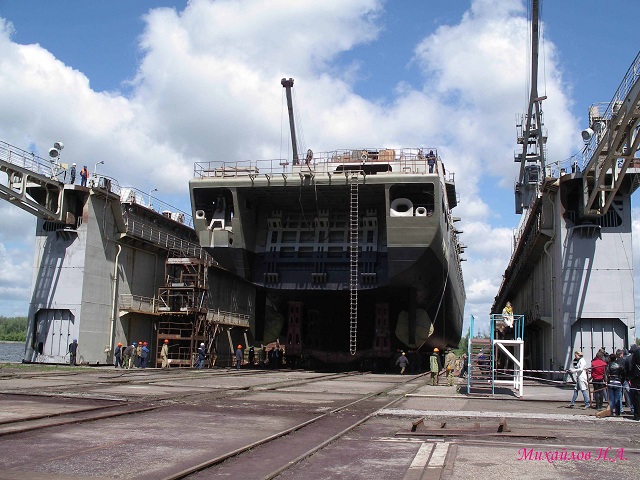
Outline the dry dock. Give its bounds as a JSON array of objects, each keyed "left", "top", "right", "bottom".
[{"left": 0, "top": 365, "right": 637, "bottom": 479}]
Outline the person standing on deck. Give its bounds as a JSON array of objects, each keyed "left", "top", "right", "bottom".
[
  {"left": 444, "top": 349, "right": 457, "bottom": 386},
  {"left": 430, "top": 348, "right": 441, "bottom": 386},
  {"left": 80, "top": 165, "right": 89, "bottom": 187},
  {"left": 501, "top": 302, "right": 514, "bottom": 338},
  {"left": 69, "top": 163, "right": 76, "bottom": 184},
  {"left": 161, "top": 340, "right": 170, "bottom": 369},
  {"left": 68, "top": 339, "right": 78, "bottom": 366}
]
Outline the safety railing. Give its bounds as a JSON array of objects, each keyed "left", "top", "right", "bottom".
[
  {"left": 193, "top": 148, "right": 446, "bottom": 178},
  {"left": 122, "top": 217, "right": 211, "bottom": 262},
  {"left": 206, "top": 309, "right": 250, "bottom": 328},
  {"left": 0, "top": 140, "right": 53, "bottom": 177},
  {"left": 119, "top": 294, "right": 156, "bottom": 314},
  {"left": 120, "top": 186, "right": 193, "bottom": 228},
  {"left": 581, "top": 50, "right": 640, "bottom": 170}
]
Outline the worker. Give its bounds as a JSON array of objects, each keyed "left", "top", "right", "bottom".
[
  {"left": 444, "top": 348, "right": 456, "bottom": 386},
  {"left": 195, "top": 343, "right": 206, "bottom": 369},
  {"left": 235, "top": 344, "right": 243, "bottom": 370},
  {"left": 135, "top": 342, "right": 142, "bottom": 368},
  {"left": 123, "top": 343, "right": 134, "bottom": 369},
  {"left": 70, "top": 163, "right": 76, "bottom": 184},
  {"left": 80, "top": 165, "right": 89, "bottom": 187},
  {"left": 68, "top": 339, "right": 79, "bottom": 366},
  {"left": 161, "top": 339, "right": 170, "bottom": 369},
  {"left": 140, "top": 342, "right": 150, "bottom": 369},
  {"left": 430, "top": 348, "right": 441, "bottom": 386},
  {"left": 114, "top": 342, "right": 123, "bottom": 368},
  {"left": 396, "top": 351, "right": 409, "bottom": 375}
]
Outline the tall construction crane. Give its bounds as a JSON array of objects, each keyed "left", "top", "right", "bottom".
[{"left": 514, "top": 0, "right": 547, "bottom": 214}]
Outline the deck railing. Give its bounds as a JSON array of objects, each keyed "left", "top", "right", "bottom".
[{"left": 194, "top": 148, "right": 449, "bottom": 179}]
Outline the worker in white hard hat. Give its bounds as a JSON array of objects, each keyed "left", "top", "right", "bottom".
[
  {"left": 195, "top": 342, "right": 207, "bottom": 369},
  {"left": 70, "top": 162, "right": 77, "bottom": 184}
]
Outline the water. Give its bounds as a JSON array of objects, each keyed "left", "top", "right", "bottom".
[{"left": 0, "top": 341, "right": 24, "bottom": 363}]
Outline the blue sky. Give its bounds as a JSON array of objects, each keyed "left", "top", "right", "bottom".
[{"left": 0, "top": 0, "right": 639, "bottom": 337}]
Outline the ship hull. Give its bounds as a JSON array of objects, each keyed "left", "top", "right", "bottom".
[{"left": 190, "top": 150, "right": 465, "bottom": 364}]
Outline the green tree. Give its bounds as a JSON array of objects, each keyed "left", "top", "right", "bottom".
[{"left": 0, "top": 316, "right": 28, "bottom": 342}]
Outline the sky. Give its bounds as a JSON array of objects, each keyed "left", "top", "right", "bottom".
[{"left": 1, "top": 0, "right": 640, "bottom": 337}]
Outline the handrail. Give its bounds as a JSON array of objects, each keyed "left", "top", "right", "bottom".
[
  {"left": 581, "top": 50, "right": 640, "bottom": 170},
  {"left": 122, "top": 217, "right": 213, "bottom": 263},
  {"left": 193, "top": 148, "right": 452, "bottom": 179},
  {"left": 119, "top": 294, "right": 156, "bottom": 313},
  {"left": 120, "top": 186, "right": 193, "bottom": 228},
  {"left": 0, "top": 140, "right": 54, "bottom": 177}
]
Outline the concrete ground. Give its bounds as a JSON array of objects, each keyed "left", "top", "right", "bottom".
[{"left": 0, "top": 364, "right": 637, "bottom": 480}]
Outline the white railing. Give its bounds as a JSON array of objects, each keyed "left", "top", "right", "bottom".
[
  {"left": 194, "top": 148, "right": 446, "bottom": 178},
  {"left": 120, "top": 186, "right": 193, "bottom": 228},
  {"left": 0, "top": 140, "right": 53, "bottom": 177},
  {"left": 119, "top": 294, "right": 156, "bottom": 313},
  {"left": 581, "top": 50, "right": 640, "bottom": 170},
  {"left": 206, "top": 309, "right": 250, "bottom": 328},
  {"left": 122, "top": 217, "right": 211, "bottom": 262}
]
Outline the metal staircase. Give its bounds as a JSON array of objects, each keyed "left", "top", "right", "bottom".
[
  {"left": 349, "top": 173, "right": 359, "bottom": 355},
  {"left": 467, "top": 314, "right": 525, "bottom": 397}
]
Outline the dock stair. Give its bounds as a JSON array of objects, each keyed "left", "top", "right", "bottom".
[{"left": 467, "top": 314, "right": 524, "bottom": 397}]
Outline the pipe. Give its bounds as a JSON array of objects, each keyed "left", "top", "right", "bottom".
[
  {"left": 543, "top": 194, "right": 556, "bottom": 378},
  {"left": 108, "top": 244, "right": 122, "bottom": 363}
]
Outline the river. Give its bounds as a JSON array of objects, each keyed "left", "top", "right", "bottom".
[{"left": 0, "top": 341, "right": 24, "bottom": 363}]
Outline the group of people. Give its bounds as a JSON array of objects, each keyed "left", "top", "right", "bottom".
[
  {"left": 113, "top": 341, "right": 151, "bottom": 369},
  {"left": 396, "top": 347, "right": 461, "bottom": 387},
  {"left": 65, "top": 163, "right": 90, "bottom": 186},
  {"left": 567, "top": 345, "right": 640, "bottom": 420}
]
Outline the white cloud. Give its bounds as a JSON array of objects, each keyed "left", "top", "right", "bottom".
[{"left": 0, "top": 0, "right": 626, "bottom": 336}]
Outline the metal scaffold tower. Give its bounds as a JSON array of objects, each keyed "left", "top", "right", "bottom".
[
  {"left": 349, "top": 173, "right": 359, "bottom": 355},
  {"left": 467, "top": 315, "right": 524, "bottom": 398}
]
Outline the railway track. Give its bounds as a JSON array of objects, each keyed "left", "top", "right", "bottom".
[
  {"left": 162, "top": 373, "right": 429, "bottom": 480},
  {"left": 0, "top": 369, "right": 373, "bottom": 437}
]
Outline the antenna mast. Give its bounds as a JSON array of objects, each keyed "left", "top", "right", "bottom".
[{"left": 281, "top": 78, "right": 300, "bottom": 165}]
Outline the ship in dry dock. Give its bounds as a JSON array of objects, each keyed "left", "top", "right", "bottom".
[{"left": 189, "top": 80, "right": 465, "bottom": 368}]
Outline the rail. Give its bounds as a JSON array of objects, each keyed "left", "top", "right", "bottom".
[
  {"left": 206, "top": 309, "right": 250, "bottom": 328},
  {"left": 194, "top": 148, "right": 454, "bottom": 179},
  {"left": 119, "top": 294, "right": 156, "bottom": 314},
  {"left": 120, "top": 186, "right": 193, "bottom": 228},
  {"left": 0, "top": 140, "right": 56, "bottom": 178},
  {"left": 581, "top": 50, "right": 640, "bottom": 170},
  {"left": 122, "top": 217, "right": 212, "bottom": 263}
]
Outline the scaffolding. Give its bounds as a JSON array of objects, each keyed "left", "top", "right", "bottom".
[
  {"left": 467, "top": 314, "right": 524, "bottom": 398},
  {"left": 153, "top": 249, "right": 251, "bottom": 368},
  {"left": 155, "top": 249, "right": 210, "bottom": 367}
]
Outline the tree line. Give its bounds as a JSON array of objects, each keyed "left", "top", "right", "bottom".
[{"left": 0, "top": 317, "right": 27, "bottom": 342}]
